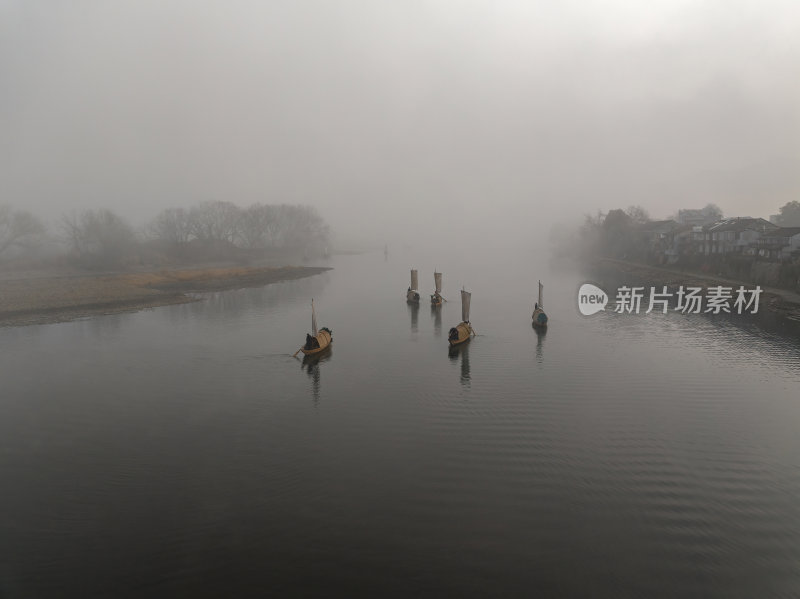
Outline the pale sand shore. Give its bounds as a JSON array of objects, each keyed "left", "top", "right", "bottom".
[{"left": 0, "top": 265, "right": 331, "bottom": 327}]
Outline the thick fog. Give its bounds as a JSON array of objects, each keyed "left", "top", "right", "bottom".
[{"left": 2, "top": 0, "right": 799, "bottom": 248}]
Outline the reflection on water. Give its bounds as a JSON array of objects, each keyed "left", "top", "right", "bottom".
[
  {"left": 1, "top": 251, "right": 800, "bottom": 599},
  {"left": 431, "top": 305, "right": 442, "bottom": 336},
  {"left": 533, "top": 325, "right": 546, "bottom": 364},
  {"left": 408, "top": 302, "right": 418, "bottom": 333},
  {"left": 301, "top": 347, "right": 332, "bottom": 407},
  {"left": 448, "top": 342, "right": 471, "bottom": 387},
  {"left": 167, "top": 274, "right": 332, "bottom": 328}
]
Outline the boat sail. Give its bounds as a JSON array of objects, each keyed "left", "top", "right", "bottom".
[
  {"left": 431, "top": 271, "right": 443, "bottom": 306},
  {"left": 448, "top": 288, "right": 476, "bottom": 346},
  {"left": 312, "top": 298, "right": 318, "bottom": 337},
  {"left": 532, "top": 280, "right": 548, "bottom": 328},
  {"left": 297, "top": 299, "right": 332, "bottom": 356},
  {"left": 406, "top": 269, "right": 420, "bottom": 303}
]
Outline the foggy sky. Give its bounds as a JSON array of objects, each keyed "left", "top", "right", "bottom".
[{"left": 2, "top": 0, "right": 799, "bottom": 245}]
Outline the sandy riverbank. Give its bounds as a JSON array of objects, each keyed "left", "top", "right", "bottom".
[
  {"left": 595, "top": 258, "right": 800, "bottom": 322},
  {"left": 0, "top": 265, "right": 331, "bottom": 327}
]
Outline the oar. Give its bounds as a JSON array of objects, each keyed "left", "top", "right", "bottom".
[{"left": 292, "top": 348, "right": 303, "bottom": 358}]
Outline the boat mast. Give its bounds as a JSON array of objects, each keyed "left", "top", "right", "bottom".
[
  {"left": 461, "top": 288, "right": 471, "bottom": 323},
  {"left": 538, "top": 281, "right": 544, "bottom": 309},
  {"left": 311, "top": 299, "right": 318, "bottom": 337}
]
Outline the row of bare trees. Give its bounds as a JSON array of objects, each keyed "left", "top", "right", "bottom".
[
  {"left": 0, "top": 205, "right": 47, "bottom": 257},
  {"left": 0, "top": 201, "right": 330, "bottom": 270},
  {"left": 147, "top": 202, "right": 329, "bottom": 250},
  {"left": 61, "top": 209, "right": 138, "bottom": 268}
]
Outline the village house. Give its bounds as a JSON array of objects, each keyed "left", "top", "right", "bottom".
[
  {"left": 703, "top": 217, "right": 777, "bottom": 256},
  {"left": 687, "top": 225, "right": 708, "bottom": 256},
  {"left": 636, "top": 220, "right": 693, "bottom": 264},
  {"left": 755, "top": 227, "right": 800, "bottom": 261}
]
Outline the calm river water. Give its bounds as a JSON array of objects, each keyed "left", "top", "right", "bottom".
[{"left": 1, "top": 248, "right": 799, "bottom": 598}]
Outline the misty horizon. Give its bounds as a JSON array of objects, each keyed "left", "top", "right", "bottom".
[
  {"left": 2, "top": 1, "right": 799, "bottom": 247},
  {"left": 3, "top": 5, "right": 800, "bottom": 594}
]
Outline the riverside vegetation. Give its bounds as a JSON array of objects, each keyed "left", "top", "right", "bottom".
[
  {"left": 0, "top": 201, "right": 333, "bottom": 327},
  {"left": 551, "top": 203, "right": 800, "bottom": 323}
]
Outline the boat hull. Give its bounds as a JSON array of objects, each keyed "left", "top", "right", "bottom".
[
  {"left": 407, "top": 290, "right": 420, "bottom": 303},
  {"left": 300, "top": 329, "right": 332, "bottom": 355},
  {"left": 532, "top": 308, "right": 548, "bottom": 328},
  {"left": 448, "top": 322, "right": 473, "bottom": 346},
  {"left": 302, "top": 346, "right": 332, "bottom": 364}
]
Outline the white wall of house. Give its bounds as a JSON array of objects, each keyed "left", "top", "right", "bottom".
[{"left": 738, "top": 230, "right": 761, "bottom": 247}]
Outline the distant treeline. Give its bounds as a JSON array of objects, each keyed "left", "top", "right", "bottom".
[
  {"left": 554, "top": 201, "right": 800, "bottom": 263},
  {"left": 0, "top": 201, "right": 330, "bottom": 270},
  {"left": 549, "top": 204, "right": 671, "bottom": 262},
  {"left": 550, "top": 202, "right": 800, "bottom": 291}
]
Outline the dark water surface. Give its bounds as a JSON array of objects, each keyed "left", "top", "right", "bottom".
[{"left": 1, "top": 250, "right": 799, "bottom": 598}]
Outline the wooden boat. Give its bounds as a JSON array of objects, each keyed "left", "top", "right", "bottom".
[
  {"left": 448, "top": 289, "right": 476, "bottom": 346},
  {"left": 430, "top": 271, "right": 443, "bottom": 306},
  {"left": 302, "top": 346, "right": 331, "bottom": 364},
  {"left": 406, "top": 269, "right": 420, "bottom": 303},
  {"left": 299, "top": 299, "right": 332, "bottom": 356},
  {"left": 532, "top": 280, "right": 548, "bottom": 328}
]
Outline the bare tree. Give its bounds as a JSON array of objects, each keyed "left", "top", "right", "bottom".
[
  {"left": 136, "top": 200, "right": 332, "bottom": 262},
  {"left": 602, "top": 209, "right": 637, "bottom": 258},
  {"left": 625, "top": 205, "right": 650, "bottom": 225},
  {"left": 147, "top": 207, "right": 191, "bottom": 245},
  {"left": 61, "top": 208, "right": 137, "bottom": 268},
  {"left": 0, "top": 204, "right": 46, "bottom": 257},
  {"left": 239, "top": 203, "right": 330, "bottom": 250},
  {"left": 238, "top": 203, "right": 272, "bottom": 249},
  {"left": 776, "top": 201, "right": 800, "bottom": 227},
  {"left": 187, "top": 201, "right": 242, "bottom": 244},
  {"left": 278, "top": 205, "right": 330, "bottom": 250},
  {"left": 263, "top": 205, "right": 281, "bottom": 247}
]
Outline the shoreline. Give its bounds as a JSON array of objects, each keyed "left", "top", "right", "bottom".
[
  {"left": 0, "top": 265, "right": 332, "bottom": 328},
  {"left": 594, "top": 258, "right": 800, "bottom": 323}
]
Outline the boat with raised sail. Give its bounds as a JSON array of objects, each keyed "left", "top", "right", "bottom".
[
  {"left": 297, "top": 299, "right": 332, "bottom": 356},
  {"left": 448, "top": 288, "right": 476, "bottom": 346},
  {"left": 532, "top": 280, "right": 548, "bottom": 328},
  {"left": 430, "top": 271, "right": 443, "bottom": 307},
  {"left": 406, "top": 269, "right": 420, "bottom": 304}
]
